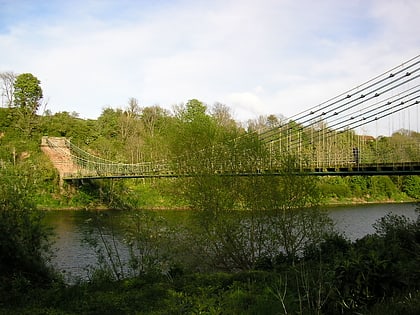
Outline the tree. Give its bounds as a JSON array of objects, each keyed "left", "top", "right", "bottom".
[
  {"left": 173, "top": 99, "right": 209, "bottom": 124},
  {"left": 0, "top": 71, "right": 16, "bottom": 107},
  {"left": 170, "top": 99, "right": 218, "bottom": 157},
  {"left": 141, "top": 105, "right": 169, "bottom": 137},
  {"left": 269, "top": 155, "right": 331, "bottom": 259},
  {"left": 246, "top": 114, "right": 286, "bottom": 132},
  {"left": 211, "top": 102, "right": 236, "bottom": 128},
  {"left": 0, "top": 164, "right": 56, "bottom": 288},
  {"left": 13, "top": 73, "right": 43, "bottom": 115},
  {"left": 179, "top": 129, "right": 332, "bottom": 270},
  {"left": 127, "top": 97, "right": 141, "bottom": 118}
]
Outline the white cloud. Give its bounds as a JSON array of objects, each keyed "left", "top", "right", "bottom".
[{"left": 226, "top": 91, "right": 265, "bottom": 115}]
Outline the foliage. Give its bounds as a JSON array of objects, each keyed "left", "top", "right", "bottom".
[
  {"left": 169, "top": 99, "right": 219, "bottom": 157},
  {"left": 0, "top": 164, "right": 57, "bottom": 300},
  {"left": 368, "top": 176, "right": 401, "bottom": 200},
  {"left": 82, "top": 210, "right": 183, "bottom": 282},
  {"left": 315, "top": 212, "right": 420, "bottom": 314},
  {"left": 13, "top": 73, "right": 43, "bottom": 114},
  {"left": 1, "top": 204, "right": 420, "bottom": 314},
  {"left": 9, "top": 73, "right": 43, "bottom": 135},
  {"left": 403, "top": 175, "right": 420, "bottom": 199},
  {"left": 179, "top": 141, "right": 332, "bottom": 270},
  {"left": 39, "top": 111, "right": 97, "bottom": 143},
  {"left": 319, "top": 177, "right": 352, "bottom": 199}
]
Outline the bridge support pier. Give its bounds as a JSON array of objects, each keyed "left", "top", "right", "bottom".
[{"left": 41, "top": 136, "right": 80, "bottom": 187}]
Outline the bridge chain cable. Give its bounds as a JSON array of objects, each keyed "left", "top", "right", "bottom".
[
  {"left": 320, "top": 85, "right": 420, "bottom": 131},
  {"left": 298, "top": 87, "right": 420, "bottom": 146},
  {"left": 252, "top": 55, "right": 420, "bottom": 171},
  {"left": 258, "top": 63, "right": 420, "bottom": 143},
  {"left": 277, "top": 92, "right": 419, "bottom": 156},
  {"left": 257, "top": 55, "right": 420, "bottom": 140},
  {"left": 281, "top": 54, "right": 420, "bottom": 126},
  {"left": 295, "top": 71, "right": 420, "bottom": 132},
  {"left": 286, "top": 64, "right": 420, "bottom": 131},
  {"left": 257, "top": 64, "right": 420, "bottom": 154}
]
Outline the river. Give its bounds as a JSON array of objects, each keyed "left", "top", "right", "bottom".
[{"left": 44, "top": 202, "right": 418, "bottom": 282}]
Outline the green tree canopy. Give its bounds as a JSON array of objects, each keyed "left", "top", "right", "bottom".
[
  {"left": 175, "top": 98, "right": 208, "bottom": 123},
  {"left": 13, "top": 73, "right": 43, "bottom": 115}
]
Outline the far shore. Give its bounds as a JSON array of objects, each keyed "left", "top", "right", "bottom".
[{"left": 39, "top": 198, "right": 418, "bottom": 212}]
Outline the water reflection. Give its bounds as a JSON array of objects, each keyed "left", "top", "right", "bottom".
[
  {"left": 44, "top": 203, "right": 418, "bottom": 281},
  {"left": 45, "top": 211, "right": 98, "bottom": 281}
]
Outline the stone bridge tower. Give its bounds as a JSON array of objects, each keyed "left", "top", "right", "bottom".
[{"left": 41, "top": 136, "right": 78, "bottom": 185}]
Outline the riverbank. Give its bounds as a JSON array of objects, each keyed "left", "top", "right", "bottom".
[
  {"left": 40, "top": 205, "right": 192, "bottom": 211},
  {"left": 39, "top": 197, "right": 419, "bottom": 211},
  {"left": 323, "top": 196, "right": 419, "bottom": 207}
]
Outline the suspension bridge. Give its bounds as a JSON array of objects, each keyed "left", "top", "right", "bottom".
[{"left": 42, "top": 55, "right": 420, "bottom": 180}]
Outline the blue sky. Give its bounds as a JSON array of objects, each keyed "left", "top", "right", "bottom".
[{"left": 0, "top": 0, "right": 419, "bottom": 135}]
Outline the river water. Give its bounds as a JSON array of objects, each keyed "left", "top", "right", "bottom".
[{"left": 44, "top": 203, "right": 418, "bottom": 281}]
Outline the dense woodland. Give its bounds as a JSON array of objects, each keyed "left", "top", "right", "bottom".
[{"left": 1, "top": 73, "right": 420, "bottom": 314}]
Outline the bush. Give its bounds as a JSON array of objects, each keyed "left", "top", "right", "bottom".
[
  {"left": 403, "top": 176, "right": 420, "bottom": 199},
  {"left": 0, "top": 165, "right": 57, "bottom": 296},
  {"left": 319, "top": 177, "right": 351, "bottom": 199},
  {"left": 324, "top": 212, "right": 420, "bottom": 313},
  {"left": 369, "top": 176, "right": 400, "bottom": 199}
]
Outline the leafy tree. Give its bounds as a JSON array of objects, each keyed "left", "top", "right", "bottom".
[
  {"left": 10, "top": 73, "right": 43, "bottom": 135},
  {"left": 346, "top": 176, "right": 369, "bottom": 198},
  {"left": 267, "top": 155, "right": 332, "bottom": 260},
  {"left": 96, "top": 107, "right": 121, "bottom": 139},
  {"left": 137, "top": 105, "right": 172, "bottom": 162},
  {"left": 170, "top": 99, "right": 218, "bottom": 157},
  {"left": 91, "top": 108, "right": 126, "bottom": 160},
  {"left": 141, "top": 105, "right": 170, "bottom": 137},
  {"left": 13, "top": 73, "right": 43, "bottom": 115},
  {"left": 369, "top": 176, "right": 400, "bottom": 199},
  {"left": 175, "top": 98, "right": 207, "bottom": 123},
  {"left": 0, "top": 164, "right": 56, "bottom": 290},
  {"left": 319, "top": 176, "right": 351, "bottom": 199},
  {"left": 180, "top": 130, "right": 332, "bottom": 270},
  {"left": 38, "top": 111, "right": 95, "bottom": 142},
  {"left": 210, "top": 103, "right": 237, "bottom": 128}
]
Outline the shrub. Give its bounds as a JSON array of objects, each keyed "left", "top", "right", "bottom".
[
  {"left": 403, "top": 176, "right": 420, "bottom": 199},
  {"left": 0, "top": 165, "right": 56, "bottom": 295}
]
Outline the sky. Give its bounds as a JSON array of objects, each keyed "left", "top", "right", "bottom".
[{"left": 0, "top": 0, "right": 419, "bottom": 135}]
